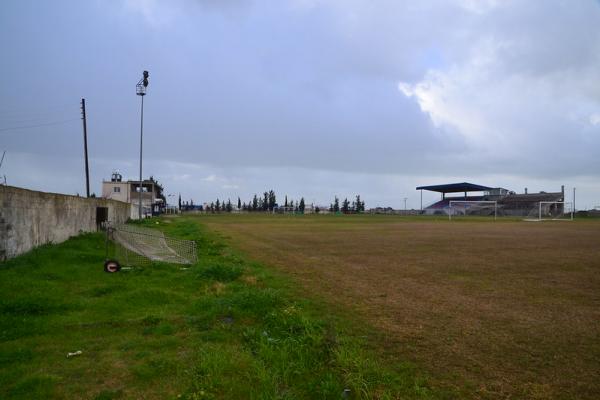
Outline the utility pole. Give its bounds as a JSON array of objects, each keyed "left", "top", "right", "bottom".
[
  {"left": 573, "top": 187, "right": 576, "bottom": 216},
  {"left": 80, "top": 98, "right": 90, "bottom": 197},
  {"left": 0, "top": 151, "right": 5, "bottom": 185},
  {"left": 403, "top": 197, "right": 408, "bottom": 212}
]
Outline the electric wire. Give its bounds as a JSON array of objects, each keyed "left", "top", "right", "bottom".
[{"left": 0, "top": 118, "right": 80, "bottom": 133}]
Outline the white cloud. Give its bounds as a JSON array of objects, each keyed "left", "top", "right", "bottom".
[
  {"left": 123, "top": 0, "right": 173, "bottom": 26},
  {"left": 397, "top": 24, "right": 600, "bottom": 168},
  {"left": 201, "top": 174, "right": 217, "bottom": 182},
  {"left": 456, "top": 0, "right": 500, "bottom": 14},
  {"left": 173, "top": 174, "right": 191, "bottom": 181}
]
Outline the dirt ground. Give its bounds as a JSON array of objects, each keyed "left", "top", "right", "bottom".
[{"left": 203, "top": 215, "right": 600, "bottom": 399}]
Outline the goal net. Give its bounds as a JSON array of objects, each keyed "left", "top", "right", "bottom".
[
  {"left": 524, "top": 201, "right": 573, "bottom": 222},
  {"left": 106, "top": 224, "right": 197, "bottom": 266},
  {"left": 447, "top": 201, "right": 498, "bottom": 220}
]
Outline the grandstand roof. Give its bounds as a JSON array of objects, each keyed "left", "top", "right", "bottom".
[{"left": 416, "top": 182, "right": 494, "bottom": 193}]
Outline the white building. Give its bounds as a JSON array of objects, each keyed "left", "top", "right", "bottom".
[{"left": 101, "top": 172, "right": 162, "bottom": 218}]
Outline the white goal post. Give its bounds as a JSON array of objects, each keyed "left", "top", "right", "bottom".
[
  {"left": 448, "top": 201, "right": 497, "bottom": 221},
  {"left": 524, "top": 201, "right": 573, "bottom": 222}
]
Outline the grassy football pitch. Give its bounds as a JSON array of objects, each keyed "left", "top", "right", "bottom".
[
  {"left": 0, "top": 217, "right": 435, "bottom": 400},
  {"left": 1, "top": 214, "right": 598, "bottom": 399},
  {"left": 202, "top": 214, "right": 600, "bottom": 399}
]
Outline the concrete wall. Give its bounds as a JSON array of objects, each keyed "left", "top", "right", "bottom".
[{"left": 0, "top": 185, "right": 132, "bottom": 260}]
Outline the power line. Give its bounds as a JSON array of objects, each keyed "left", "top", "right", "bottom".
[
  {"left": 0, "top": 118, "right": 80, "bottom": 133},
  {"left": 0, "top": 103, "right": 77, "bottom": 117},
  {"left": 0, "top": 114, "right": 75, "bottom": 125}
]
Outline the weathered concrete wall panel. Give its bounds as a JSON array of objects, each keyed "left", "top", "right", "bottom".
[{"left": 0, "top": 185, "right": 132, "bottom": 260}]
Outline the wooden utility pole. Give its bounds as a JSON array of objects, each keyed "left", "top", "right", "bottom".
[{"left": 81, "top": 98, "right": 90, "bottom": 198}]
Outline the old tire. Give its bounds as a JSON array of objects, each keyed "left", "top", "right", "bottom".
[{"left": 104, "top": 259, "right": 121, "bottom": 273}]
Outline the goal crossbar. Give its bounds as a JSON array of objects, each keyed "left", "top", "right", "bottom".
[{"left": 448, "top": 200, "right": 497, "bottom": 221}]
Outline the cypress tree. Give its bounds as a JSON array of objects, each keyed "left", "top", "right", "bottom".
[
  {"left": 268, "top": 190, "right": 276, "bottom": 211},
  {"left": 342, "top": 198, "right": 350, "bottom": 213},
  {"left": 263, "top": 192, "right": 269, "bottom": 211}
]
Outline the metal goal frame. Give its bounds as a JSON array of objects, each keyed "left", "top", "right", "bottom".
[
  {"left": 524, "top": 201, "right": 573, "bottom": 222},
  {"left": 448, "top": 200, "right": 498, "bottom": 221}
]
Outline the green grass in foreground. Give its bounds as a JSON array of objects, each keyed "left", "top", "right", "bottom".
[{"left": 0, "top": 217, "right": 439, "bottom": 399}]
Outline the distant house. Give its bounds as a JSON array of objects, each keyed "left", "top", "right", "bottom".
[{"left": 101, "top": 172, "right": 164, "bottom": 218}]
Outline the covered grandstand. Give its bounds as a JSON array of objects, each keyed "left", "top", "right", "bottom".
[{"left": 417, "top": 182, "right": 564, "bottom": 216}]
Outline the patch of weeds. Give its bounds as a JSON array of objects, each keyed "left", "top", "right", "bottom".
[
  {"left": 0, "top": 348, "right": 34, "bottom": 367},
  {"left": 119, "top": 289, "right": 176, "bottom": 305},
  {"left": 241, "top": 275, "right": 258, "bottom": 286},
  {"left": 187, "top": 296, "right": 231, "bottom": 329},
  {"left": 227, "top": 287, "right": 283, "bottom": 318},
  {"left": 132, "top": 357, "right": 179, "bottom": 381},
  {"left": 90, "top": 285, "right": 123, "bottom": 298},
  {"left": 197, "top": 263, "right": 243, "bottom": 282},
  {"left": 183, "top": 344, "right": 263, "bottom": 399},
  {"left": 141, "top": 315, "right": 162, "bottom": 326},
  {"left": 8, "top": 375, "right": 59, "bottom": 398},
  {"left": 40, "top": 273, "right": 61, "bottom": 281},
  {"left": 0, "top": 316, "right": 48, "bottom": 341},
  {"left": 0, "top": 298, "right": 71, "bottom": 316},
  {"left": 94, "top": 389, "right": 124, "bottom": 400},
  {"left": 144, "top": 322, "right": 176, "bottom": 336},
  {"left": 205, "top": 282, "right": 226, "bottom": 296}
]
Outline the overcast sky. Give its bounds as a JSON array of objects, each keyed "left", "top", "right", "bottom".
[{"left": 1, "top": 0, "right": 599, "bottom": 209}]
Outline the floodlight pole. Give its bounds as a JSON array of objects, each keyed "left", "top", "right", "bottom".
[
  {"left": 138, "top": 95, "right": 144, "bottom": 220},
  {"left": 136, "top": 71, "right": 149, "bottom": 220}
]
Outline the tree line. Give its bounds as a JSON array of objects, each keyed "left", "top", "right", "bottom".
[
  {"left": 179, "top": 190, "right": 366, "bottom": 214},
  {"left": 329, "top": 195, "right": 365, "bottom": 214}
]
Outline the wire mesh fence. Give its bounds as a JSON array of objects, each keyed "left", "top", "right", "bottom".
[{"left": 105, "top": 223, "right": 197, "bottom": 266}]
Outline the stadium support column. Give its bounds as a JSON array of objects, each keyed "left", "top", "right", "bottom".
[{"left": 420, "top": 190, "right": 423, "bottom": 212}]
